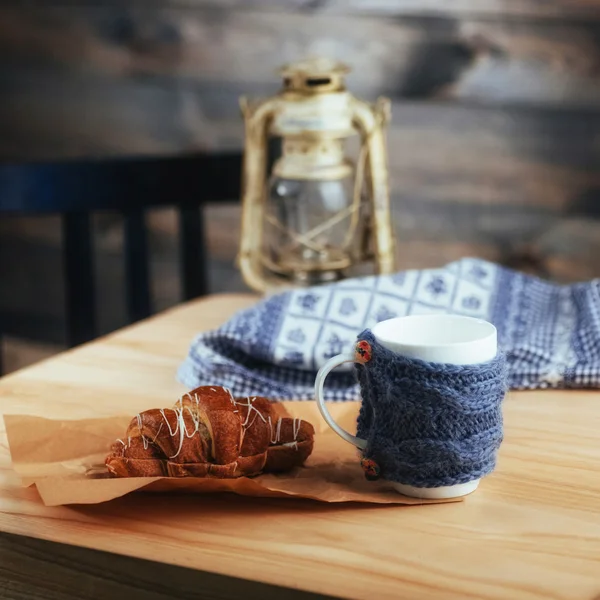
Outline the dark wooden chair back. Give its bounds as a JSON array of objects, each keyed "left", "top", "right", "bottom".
[{"left": 0, "top": 153, "right": 242, "bottom": 370}]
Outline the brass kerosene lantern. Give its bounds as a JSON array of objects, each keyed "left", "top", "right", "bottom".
[{"left": 238, "top": 57, "right": 396, "bottom": 293}]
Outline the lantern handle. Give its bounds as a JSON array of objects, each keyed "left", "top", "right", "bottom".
[
  {"left": 350, "top": 97, "right": 396, "bottom": 275},
  {"left": 238, "top": 97, "right": 279, "bottom": 293}
]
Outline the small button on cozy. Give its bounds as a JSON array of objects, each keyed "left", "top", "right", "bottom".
[
  {"left": 355, "top": 340, "right": 372, "bottom": 364},
  {"left": 361, "top": 457, "right": 380, "bottom": 481}
]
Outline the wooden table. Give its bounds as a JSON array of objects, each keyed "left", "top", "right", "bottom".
[{"left": 1, "top": 295, "right": 600, "bottom": 600}]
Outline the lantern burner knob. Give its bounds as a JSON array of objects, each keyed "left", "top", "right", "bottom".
[{"left": 279, "top": 57, "right": 349, "bottom": 94}]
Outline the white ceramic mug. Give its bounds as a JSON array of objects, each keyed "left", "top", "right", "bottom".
[{"left": 314, "top": 314, "right": 498, "bottom": 499}]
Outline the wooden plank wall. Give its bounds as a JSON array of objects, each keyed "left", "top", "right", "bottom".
[{"left": 1, "top": 1, "right": 600, "bottom": 281}]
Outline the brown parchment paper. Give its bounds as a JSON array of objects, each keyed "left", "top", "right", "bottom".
[{"left": 4, "top": 401, "right": 459, "bottom": 507}]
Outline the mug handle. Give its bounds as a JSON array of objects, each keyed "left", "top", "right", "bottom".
[{"left": 314, "top": 353, "right": 368, "bottom": 450}]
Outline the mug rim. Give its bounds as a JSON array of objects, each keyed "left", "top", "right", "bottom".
[{"left": 371, "top": 314, "right": 497, "bottom": 349}]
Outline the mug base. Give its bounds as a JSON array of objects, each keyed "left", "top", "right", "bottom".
[{"left": 391, "top": 479, "right": 480, "bottom": 499}]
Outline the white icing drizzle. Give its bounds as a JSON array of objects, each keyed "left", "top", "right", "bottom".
[
  {"left": 156, "top": 406, "right": 204, "bottom": 459},
  {"left": 267, "top": 416, "right": 277, "bottom": 444},
  {"left": 152, "top": 422, "right": 164, "bottom": 443},
  {"left": 220, "top": 393, "right": 269, "bottom": 433},
  {"left": 135, "top": 413, "right": 144, "bottom": 445},
  {"left": 224, "top": 387, "right": 235, "bottom": 403},
  {"left": 235, "top": 396, "right": 267, "bottom": 430},
  {"left": 132, "top": 413, "right": 166, "bottom": 450},
  {"left": 267, "top": 416, "right": 302, "bottom": 451}
]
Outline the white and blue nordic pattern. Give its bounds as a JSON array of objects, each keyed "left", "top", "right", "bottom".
[{"left": 177, "top": 258, "right": 600, "bottom": 400}]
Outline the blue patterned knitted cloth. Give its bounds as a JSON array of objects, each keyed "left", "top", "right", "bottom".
[
  {"left": 355, "top": 330, "right": 506, "bottom": 487},
  {"left": 178, "top": 257, "right": 600, "bottom": 400}
]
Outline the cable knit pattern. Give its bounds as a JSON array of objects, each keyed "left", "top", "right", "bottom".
[{"left": 355, "top": 330, "right": 507, "bottom": 488}]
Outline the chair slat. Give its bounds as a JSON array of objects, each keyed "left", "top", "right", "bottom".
[
  {"left": 124, "top": 209, "right": 151, "bottom": 323},
  {"left": 62, "top": 213, "right": 96, "bottom": 346},
  {"left": 179, "top": 206, "right": 208, "bottom": 301}
]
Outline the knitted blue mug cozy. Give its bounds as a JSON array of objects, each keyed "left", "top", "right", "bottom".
[{"left": 354, "top": 330, "right": 508, "bottom": 488}]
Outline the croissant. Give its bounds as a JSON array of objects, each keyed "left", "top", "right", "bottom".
[{"left": 105, "top": 386, "right": 315, "bottom": 478}]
